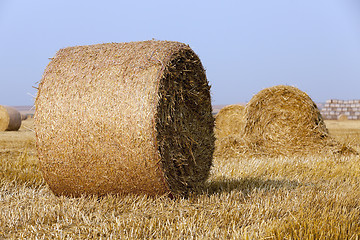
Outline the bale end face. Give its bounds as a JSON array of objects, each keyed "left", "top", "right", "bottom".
[
  {"left": 243, "top": 85, "right": 330, "bottom": 156},
  {"left": 156, "top": 47, "right": 215, "bottom": 195}
]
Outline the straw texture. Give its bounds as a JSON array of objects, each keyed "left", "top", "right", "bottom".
[
  {"left": 0, "top": 105, "right": 21, "bottom": 131},
  {"left": 35, "top": 40, "right": 215, "bottom": 197}
]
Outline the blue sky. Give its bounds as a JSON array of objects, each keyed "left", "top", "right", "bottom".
[{"left": 0, "top": 0, "right": 359, "bottom": 106}]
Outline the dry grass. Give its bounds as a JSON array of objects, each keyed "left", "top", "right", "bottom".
[{"left": 0, "top": 118, "right": 360, "bottom": 239}]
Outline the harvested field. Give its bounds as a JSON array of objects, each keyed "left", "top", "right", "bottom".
[{"left": 0, "top": 118, "right": 360, "bottom": 239}]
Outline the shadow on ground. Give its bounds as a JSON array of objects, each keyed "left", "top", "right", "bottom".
[{"left": 203, "top": 177, "right": 300, "bottom": 196}]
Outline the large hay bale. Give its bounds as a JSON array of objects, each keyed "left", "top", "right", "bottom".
[
  {"left": 214, "top": 104, "right": 245, "bottom": 139},
  {"left": 0, "top": 105, "right": 21, "bottom": 131},
  {"left": 243, "top": 85, "right": 330, "bottom": 156},
  {"left": 35, "top": 40, "right": 215, "bottom": 197}
]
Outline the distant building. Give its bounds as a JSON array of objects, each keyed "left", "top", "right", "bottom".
[{"left": 320, "top": 99, "right": 360, "bottom": 120}]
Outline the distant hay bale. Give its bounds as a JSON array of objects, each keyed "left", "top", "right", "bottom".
[
  {"left": 35, "top": 40, "right": 215, "bottom": 197},
  {"left": 214, "top": 135, "right": 249, "bottom": 159},
  {"left": 0, "top": 105, "right": 21, "bottom": 131},
  {"left": 214, "top": 104, "right": 245, "bottom": 139},
  {"left": 337, "top": 114, "right": 348, "bottom": 121},
  {"left": 242, "top": 85, "right": 353, "bottom": 156},
  {"left": 21, "top": 114, "right": 28, "bottom": 121},
  {"left": 213, "top": 104, "right": 246, "bottom": 158}
]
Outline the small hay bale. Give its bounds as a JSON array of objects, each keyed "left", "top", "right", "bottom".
[
  {"left": 0, "top": 105, "right": 21, "bottom": 131},
  {"left": 337, "top": 114, "right": 348, "bottom": 121},
  {"left": 21, "top": 114, "right": 28, "bottom": 121},
  {"left": 35, "top": 40, "right": 215, "bottom": 197},
  {"left": 213, "top": 104, "right": 246, "bottom": 158},
  {"left": 243, "top": 85, "right": 332, "bottom": 156},
  {"left": 214, "top": 135, "right": 249, "bottom": 159},
  {"left": 214, "top": 104, "right": 245, "bottom": 139}
]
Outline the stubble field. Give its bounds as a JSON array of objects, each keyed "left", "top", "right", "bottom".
[{"left": 0, "top": 118, "right": 360, "bottom": 239}]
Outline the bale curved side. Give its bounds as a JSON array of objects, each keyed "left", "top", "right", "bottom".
[
  {"left": 35, "top": 40, "right": 214, "bottom": 197},
  {"left": 0, "top": 105, "right": 21, "bottom": 131}
]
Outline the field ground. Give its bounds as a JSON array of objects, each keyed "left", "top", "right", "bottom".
[{"left": 0, "top": 118, "right": 360, "bottom": 239}]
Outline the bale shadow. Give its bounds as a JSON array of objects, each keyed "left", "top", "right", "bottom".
[{"left": 202, "top": 177, "right": 300, "bottom": 196}]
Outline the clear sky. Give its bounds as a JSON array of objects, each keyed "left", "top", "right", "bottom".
[{"left": 0, "top": 0, "right": 359, "bottom": 106}]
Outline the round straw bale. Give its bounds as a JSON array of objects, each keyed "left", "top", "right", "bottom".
[
  {"left": 214, "top": 104, "right": 245, "bottom": 139},
  {"left": 35, "top": 40, "right": 215, "bottom": 197},
  {"left": 21, "top": 113, "right": 28, "bottom": 121},
  {"left": 0, "top": 105, "right": 21, "bottom": 131},
  {"left": 243, "top": 85, "right": 329, "bottom": 155},
  {"left": 337, "top": 114, "right": 348, "bottom": 121}
]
